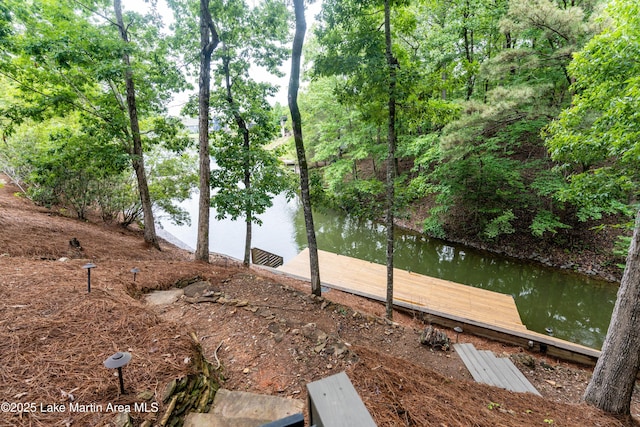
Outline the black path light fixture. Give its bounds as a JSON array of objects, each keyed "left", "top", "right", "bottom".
[
  {"left": 82, "top": 262, "right": 96, "bottom": 293},
  {"left": 130, "top": 267, "right": 140, "bottom": 282},
  {"left": 104, "top": 351, "right": 132, "bottom": 394},
  {"left": 453, "top": 326, "right": 463, "bottom": 343}
]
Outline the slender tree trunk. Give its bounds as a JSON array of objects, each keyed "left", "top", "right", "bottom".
[
  {"left": 243, "top": 128, "right": 251, "bottom": 266},
  {"left": 384, "top": 0, "right": 397, "bottom": 320},
  {"left": 114, "top": 0, "right": 159, "bottom": 250},
  {"left": 195, "top": 0, "right": 219, "bottom": 262},
  {"left": 222, "top": 55, "right": 252, "bottom": 266},
  {"left": 289, "top": 0, "right": 321, "bottom": 296},
  {"left": 462, "top": 0, "right": 475, "bottom": 100},
  {"left": 583, "top": 209, "right": 640, "bottom": 415}
]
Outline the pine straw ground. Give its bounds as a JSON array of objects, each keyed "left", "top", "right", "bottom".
[{"left": 0, "top": 174, "right": 638, "bottom": 427}]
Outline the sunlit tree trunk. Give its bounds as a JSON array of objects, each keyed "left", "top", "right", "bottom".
[{"left": 289, "top": 0, "right": 321, "bottom": 296}]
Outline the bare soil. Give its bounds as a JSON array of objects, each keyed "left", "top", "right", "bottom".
[{"left": 1, "top": 174, "right": 638, "bottom": 427}]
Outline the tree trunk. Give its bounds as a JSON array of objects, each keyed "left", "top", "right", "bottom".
[
  {"left": 222, "top": 55, "right": 252, "bottom": 267},
  {"left": 114, "top": 0, "right": 159, "bottom": 250},
  {"left": 195, "top": 0, "right": 219, "bottom": 262},
  {"left": 289, "top": 0, "right": 321, "bottom": 296},
  {"left": 243, "top": 127, "right": 251, "bottom": 267},
  {"left": 384, "top": 0, "right": 397, "bottom": 320},
  {"left": 462, "top": 0, "right": 475, "bottom": 100},
  {"left": 583, "top": 208, "right": 640, "bottom": 415}
]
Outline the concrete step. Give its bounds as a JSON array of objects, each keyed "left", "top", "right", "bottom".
[{"left": 184, "top": 389, "right": 305, "bottom": 427}]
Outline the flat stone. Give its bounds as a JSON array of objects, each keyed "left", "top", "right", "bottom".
[
  {"left": 184, "top": 389, "right": 304, "bottom": 427},
  {"left": 162, "top": 379, "right": 177, "bottom": 403},
  {"left": 136, "top": 390, "right": 154, "bottom": 401},
  {"left": 144, "top": 289, "right": 184, "bottom": 306},
  {"left": 183, "top": 281, "right": 216, "bottom": 298},
  {"left": 113, "top": 412, "right": 132, "bottom": 427}
]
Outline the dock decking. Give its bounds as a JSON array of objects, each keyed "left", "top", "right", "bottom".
[
  {"left": 279, "top": 249, "right": 525, "bottom": 330},
  {"left": 276, "top": 249, "right": 600, "bottom": 365}
]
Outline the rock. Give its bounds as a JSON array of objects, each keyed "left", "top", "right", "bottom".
[
  {"left": 136, "top": 390, "right": 154, "bottom": 401},
  {"left": 162, "top": 379, "right": 177, "bottom": 403},
  {"left": 183, "top": 281, "right": 217, "bottom": 298},
  {"left": 267, "top": 323, "right": 281, "bottom": 334},
  {"left": 257, "top": 308, "right": 274, "bottom": 318},
  {"left": 174, "top": 276, "right": 204, "bottom": 288},
  {"left": 540, "top": 361, "right": 555, "bottom": 370},
  {"left": 301, "top": 323, "right": 317, "bottom": 340},
  {"left": 316, "top": 331, "right": 328, "bottom": 343},
  {"left": 69, "top": 237, "right": 82, "bottom": 250},
  {"left": 419, "top": 325, "right": 450, "bottom": 351},
  {"left": 512, "top": 354, "right": 536, "bottom": 369},
  {"left": 113, "top": 412, "right": 132, "bottom": 427},
  {"left": 145, "top": 289, "right": 184, "bottom": 306},
  {"left": 332, "top": 342, "right": 349, "bottom": 357},
  {"left": 274, "top": 332, "right": 284, "bottom": 343}
]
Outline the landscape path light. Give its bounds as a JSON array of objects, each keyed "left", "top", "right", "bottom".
[
  {"left": 453, "top": 326, "right": 463, "bottom": 343},
  {"left": 82, "top": 263, "right": 96, "bottom": 293},
  {"left": 104, "top": 351, "right": 132, "bottom": 394}
]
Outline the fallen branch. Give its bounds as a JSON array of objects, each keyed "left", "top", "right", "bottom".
[
  {"left": 184, "top": 296, "right": 220, "bottom": 304},
  {"left": 214, "top": 341, "right": 223, "bottom": 370},
  {"left": 251, "top": 303, "right": 306, "bottom": 312}
]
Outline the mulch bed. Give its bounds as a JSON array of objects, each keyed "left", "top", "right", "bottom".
[{"left": 0, "top": 259, "right": 196, "bottom": 427}]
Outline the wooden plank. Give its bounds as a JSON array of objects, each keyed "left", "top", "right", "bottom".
[
  {"left": 454, "top": 343, "right": 500, "bottom": 387},
  {"left": 454, "top": 344, "right": 541, "bottom": 395},
  {"left": 495, "top": 357, "right": 542, "bottom": 396},
  {"left": 476, "top": 350, "right": 517, "bottom": 390},
  {"left": 477, "top": 350, "right": 533, "bottom": 395},
  {"left": 306, "top": 372, "right": 376, "bottom": 427}
]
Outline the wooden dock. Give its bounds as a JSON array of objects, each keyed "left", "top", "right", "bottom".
[{"left": 277, "top": 249, "right": 601, "bottom": 365}]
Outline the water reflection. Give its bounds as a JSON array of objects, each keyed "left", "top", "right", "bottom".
[{"left": 161, "top": 195, "right": 618, "bottom": 349}]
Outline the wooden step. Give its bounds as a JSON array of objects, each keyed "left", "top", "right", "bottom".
[{"left": 454, "top": 343, "right": 540, "bottom": 396}]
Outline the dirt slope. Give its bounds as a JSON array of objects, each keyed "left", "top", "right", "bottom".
[{"left": 0, "top": 174, "right": 637, "bottom": 427}]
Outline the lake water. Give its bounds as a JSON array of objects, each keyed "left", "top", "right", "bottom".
[{"left": 159, "top": 193, "right": 618, "bottom": 349}]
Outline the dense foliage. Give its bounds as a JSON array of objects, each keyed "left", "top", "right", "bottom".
[
  {"left": 0, "top": 0, "right": 195, "bottom": 227},
  {"left": 299, "top": 0, "right": 637, "bottom": 249}
]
